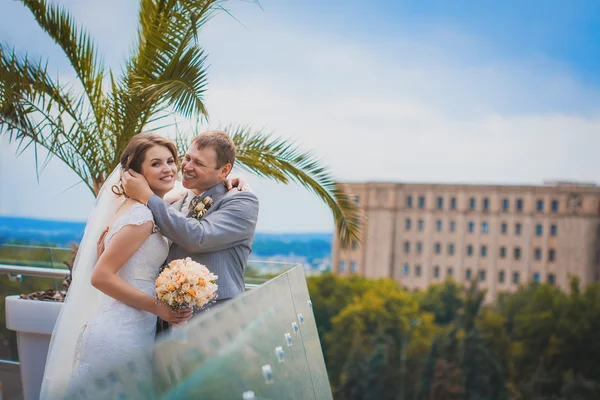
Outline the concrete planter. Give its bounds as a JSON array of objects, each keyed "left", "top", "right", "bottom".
[{"left": 5, "top": 295, "right": 62, "bottom": 400}]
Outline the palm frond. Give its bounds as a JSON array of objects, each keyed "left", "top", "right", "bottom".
[
  {"left": 125, "top": 0, "right": 220, "bottom": 118},
  {"left": 0, "top": 45, "right": 106, "bottom": 192},
  {"left": 227, "top": 125, "right": 362, "bottom": 246},
  {"left": 19, "top": 0, "right": 106, "bottom": 126},
  {"left": 133, "top": 42, "right": 209, "bottom": 118}
]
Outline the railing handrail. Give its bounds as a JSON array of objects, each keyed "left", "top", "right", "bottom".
[
  {"left": 0, "top": 244, "right": 73, "bottom": 251},
  {"left": 0, "top": 264, "right": 70, "bottom": 278},
  {"left": 0, "top": 263, "right": 261, "bottom": 290}
]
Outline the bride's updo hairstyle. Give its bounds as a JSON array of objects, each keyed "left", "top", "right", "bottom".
[{"left": 112, "top": 134, "right": 178, "bottom": 197}]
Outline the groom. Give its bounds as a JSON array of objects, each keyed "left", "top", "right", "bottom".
[{"left": 122, "top": 130, "right": 259, "bottom": 332}]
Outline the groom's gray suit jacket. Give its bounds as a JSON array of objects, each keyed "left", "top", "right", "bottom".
[{"left": 147, "top": 182, "right": 259, "bottom": 300}]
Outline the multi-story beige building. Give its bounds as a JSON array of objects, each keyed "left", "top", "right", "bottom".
[{"left": 332, "top": 181, "right": 600, "bottom": 301}]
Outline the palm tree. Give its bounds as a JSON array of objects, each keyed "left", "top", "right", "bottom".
[{"left": 0, "top": 0, "right": 360, "bottom": 245}]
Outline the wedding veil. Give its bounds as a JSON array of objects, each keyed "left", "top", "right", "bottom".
[{"left": 40, "top": 166, "right": 125, "bottom": 400}]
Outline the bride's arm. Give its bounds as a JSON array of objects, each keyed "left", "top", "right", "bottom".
[
  {"left": 163, "top": 185, "right": 187, "bottom": 204},
  {"left": 90, "top": 223, "right": 191, "bottom": 324}
]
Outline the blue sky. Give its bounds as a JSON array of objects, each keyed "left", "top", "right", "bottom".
[{"left": 2, "top": 0, "right": 600, "bottom": 232}]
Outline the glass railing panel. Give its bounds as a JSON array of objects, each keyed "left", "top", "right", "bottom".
[
  {"left": 65, "top": 265, "right": 333, "bottom": 399},
  {"left": 244, "top": 259, "right": 297, "bottom": 285},
  {"left": 0, "top": 244, "right": 74, "bottom": 269},
  {"left": 287, "top": 265, "right": 333, "bottom": 398}
]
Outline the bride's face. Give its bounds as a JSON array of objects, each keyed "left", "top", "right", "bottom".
[{"left": 140, "top": 145, "right": 177, "bottom": 196}]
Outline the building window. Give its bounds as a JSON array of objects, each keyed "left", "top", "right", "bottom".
[
  {"left": 403, "top": 264, "right": 409, "bottom": 276},
  {"left": 514, "top": 247, "right": 521, "bottom": 260},
  {"left": 437, "top": 196, "right": 444, "bottom": 210},
  {"left": 339, "top": 261, "right": 346, "bottom": 272},
  {"left": 500, "top": 246, "right": 506, "bottom": 258},
  {"left": 416, "top": 265, "right": 422, "bottom": 276},
  {"left": 417, "top": 242, "right": 423, "bottom": 254},
  {"left": 418, "top": 196, "right": 426, "bottom": 209},
  {"left": 515, "top": 223, "right": 522, "bottom": 235},
  {"left": 516, "top": 198, "right": 524, "bottom": 212},
  {"left": 481, "top": 245, "right": 487, "bottom": 257},
  {"left": 534, "top": 248, "right": 542, "bottom": 261},
  {"left": 418, "top": 219, "right": 424, "bottom": 231},
  {"left": 436, "top": 220, "right": 443, "bottom": 232},
  {"left": 406, "top": 195, "right": 413, "bottom": 208},
  {"left": 548, "top": 248, "right": 556, "bottom": 262},
  {"left": 536, "top": 199, "right": 544, "bottom": 212},
  {"left": 548, "top": 273, "right": 555, "bottom": 284},
  {"left": 467, "top": 245, "right": 473, "bottom": 256},
  {"left": 535, "top": 224, "right": 543, "bottom": 236},
  {"left": 354, "top": 195, "right": 360, "bottom": 205},
  {"left": 405, "top": 218, "right": 412, "bottom": 231},
  {"left": 550, "top": 224, "right": 557, "bottom": 236},
  {"left": 481, "top": 222, "right": 489, "bottom": 233},
  {"left": 351, "top": 241, "right": 358, "bottom": 250},
  {"left": 350, "top": 262, "right": 358, "bottom": 273},
  {"left": 501, "top": 222, "right": 508, "bottom": 234},
  {"left": 468, "top": 221, "right": 475, "bottom": 233},
  {"left": 533, "top": 272, "right": 540, "bottom": 282},
  {"left": 551, "top": 199, "right": 559, "bottom": 213},
  {"left": 513, "top": 271, "right": 520, "bottom": 284},
  {"left": 450, "top": 197, "right": 457, "bottom": 210},
  {"left": 434, "top": 266, "right": 440, "bottom": 278},
  {"left": 404, "top": 241, "right": 410, "bottom": 253},
  {"left": 499, "top": 270, "right": 505, "bottom": 283},
  {"left": 469, "top": 197, "right": 476, "bottom": 210},
  {"left": 448, "top": 243, "right": 455, "bottom": 255},
  {"left": 483, "top": 197, "right": 490, "bottom": 211},
  {"left": 466, "top": 268, "right": 472, "bottom": 280},
  {"left": 502, "top": 198, "right": 509, "bottom": 211},
  {"left": 435, "top": 243, "right": 441, "bottom": 254},
  {"left": 449, "top": 220, "right": 456, "bottom": 232},
  {"left": 447, "top": 267, "right": 453, "bottom": 277},
  {"left": 479, "top": 270, "right": 486, "bottom": 281}
]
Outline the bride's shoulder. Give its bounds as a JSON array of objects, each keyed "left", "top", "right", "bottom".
[
  {"left": 124, "top": 201, "right": 154, "bottom": 220},
  {"left": 113, "top": 201, "right": 154, "bottom": 227}
]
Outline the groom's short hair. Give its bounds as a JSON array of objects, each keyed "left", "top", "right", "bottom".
[{"left": 192, "top": 130, "right": 236, "bottom": 169}]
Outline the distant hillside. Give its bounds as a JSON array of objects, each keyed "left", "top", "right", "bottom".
[
  {"left": 0, "top": 216, "right": 86, "bottom": 246},
  {"left": 0, "top": 216, "right": 332, "bottom": 263}
]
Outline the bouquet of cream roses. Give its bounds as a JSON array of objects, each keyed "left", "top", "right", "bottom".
[{"left": 155, "top": 257, "right": 218, "bottom": 310}]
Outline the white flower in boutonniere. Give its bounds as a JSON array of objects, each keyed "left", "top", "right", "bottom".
[{"left": 188, "top": 196, "right": 214, "bottom": 221}]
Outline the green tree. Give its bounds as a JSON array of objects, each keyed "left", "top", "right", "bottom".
[
  {"left": 0, "top": 0, "right": 360, "bottom": 245},
  {"left": 417, "top": 336, "right": 439, "bottom": 400},
  {"left": 325, "top": 279, "right": 435, "bottom": 395},
  {"left": 430, "top": 359, "right": 464, "bottom": 400},
  {"left": 418, "top": 278, "right": 464, "bottom": 326}
]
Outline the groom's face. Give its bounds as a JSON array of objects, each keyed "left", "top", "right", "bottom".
[{"left": 181, "top": 145, "right": 229, "bottom": 191}]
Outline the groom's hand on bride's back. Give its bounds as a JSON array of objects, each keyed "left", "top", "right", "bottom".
[
  {"left": 122, "top": 169, "right": 153, "bottom": 205},
  {"left": 97, "top": 227, "right": 109, "bottom": 259}
]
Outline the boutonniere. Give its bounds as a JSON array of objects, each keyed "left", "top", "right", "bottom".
[{"left": 188, "top": 196, "right": 214, "bottom": 220}]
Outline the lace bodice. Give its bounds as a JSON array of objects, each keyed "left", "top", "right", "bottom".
[{"left": 99, "top": 202, "right": 168, "bottom": 302}]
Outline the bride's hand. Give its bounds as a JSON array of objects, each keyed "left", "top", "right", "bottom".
[
  {"left": 154, "top": 303, "right": 193, "bottom": 324},
  {"left": 163, "top": 189, "right": 186, "bottom": 204},
  {"left": 225, "top": 176, "right": 251, "bottom": 192}
]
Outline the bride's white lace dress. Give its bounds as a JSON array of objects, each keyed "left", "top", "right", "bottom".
[{"left": 65, "top": 203, "right": 168, "bottom": 398}]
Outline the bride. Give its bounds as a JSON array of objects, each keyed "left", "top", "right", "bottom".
[{"left": 41, "top": 134, "right": 197, "bottom": 399}]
